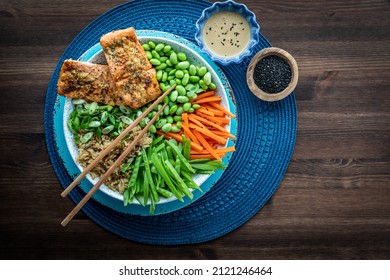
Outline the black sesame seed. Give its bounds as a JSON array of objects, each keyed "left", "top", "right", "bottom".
[{"left": 253, "top": 55, "right": 292, "bottom": 94}]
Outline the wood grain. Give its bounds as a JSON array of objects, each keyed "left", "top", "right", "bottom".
[{"left": 0, "top": 0, "right": 389, "bottom": 260}]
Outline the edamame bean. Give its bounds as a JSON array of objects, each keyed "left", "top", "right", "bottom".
[
  {"left": 187, "top": 92, "right": 197, "bottom": 100},
  {"left": 163, "top": 104, "right": 170, "bottom": 115},
  {"left": 175, "top": 79, "right": 182, "bottom": 85},
  {"left": 189, "top": 64, "right": 197, "bottom": 76},
  {"left": 148, "top": 124, "right": 157, "bottom": 134},
  {"left": 189, "top": 76, "right": 200, "bottom": 83},
  {"left": 151, "top": 50, "right": 160, "bottom": 59},
  {"left": 176, "top": 85, "right": 186, "bottom": 96},
  {"left": 203, "top": 72, "right": 211, "bottom": 85},
  {"left": 169, "top": 104, "right": 178, "bottom": 115},
  {"left": 156, "top": 70, "right": 163, "bottom": 81},
  {"left": 162, "top": 71, "right": 168, "bottom": 82},
  {"left": 170, "top": 91, "right": 178, "bottom": 102},
  {"left": 169, "top": 79, "right": 176, "bottom": 86},
  {"left": 182, "top": 73, "right": 189, "bottom": 86},
  {"left": 146, "top": 51, "right": 153, "bottom": 59},
  {"left": 169, "top": 68, "right": 177, "bottom": 76},
  {"left": 192, "top": 104, "right": 201, "bottom": 109},
  {"left": 163, "top": 96, "right": 169, "bottom": 103},
  {"left": 150, "top": 58, "right": 161, "bottom": 66},
  {"left": 188, "top": 108, "right": 195, "bottom": 113},
  {"left": 178, "top": 61, "right": 190, "bottom": 70},
  {"left": 199, "top": 79, "right": 208, "bottom": 90},
  {"left": 166, "top": 59, "right": 172, "bottom": 66},
  {"left": 148, "top": 41, "right": 156, "bottom": 49},
  {"left": 183, "top": 102, "right": 192, "bottom": 112},
  {"left": 175, "top": 107, "right": 184, "bottom": 115},
  {"left": 156, "top": 119, "right": 167, "bottom": 129},
  {"left": 209, "top": 82, "right": 217, "bottom": 90},
  {"left": 171, "top": 125, "right": 181, "bottom": 133},
  {"left": 139, "top": 119, "right": 146, "bottom": 128},
  {"left": 177, "top": 96, "right": 189, "bottom": 103},
  {"left": 167, "top": 75, "right": 175, "bottom": 81},
  {"left": 173, "top": 116, "right": 182, "bottom": 122},
  {"left": 155, "top": 43, "right": 165, "bottom": 52},
  {"left": 177, "top": 52, "right": 187, "bottom": 61},
  {"left": 142, "top": 44, "right": 151, "bottom": 51},
  {"left": 161, "top": 123, "right": 172, "bottom": 133},
  {"left": 197, "top": 66, "right": 207, "bottom": 76},
  {"left": 175, "top": 70, "right": 184, "bottom": 79},
  {"left": 163, "top": 45, "right": 171, "bottom": 53},
  {"left": 160, "top": 56, "right": 168, "bottom": 63},
  {"left": 169, "top": 52, "right": 178, "bottom": 65},
  {"left": 166, "top": 116, "right": 173, "bottom": 124}
]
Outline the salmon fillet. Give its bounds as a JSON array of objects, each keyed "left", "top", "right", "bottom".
[
  {"left": 100, "top": 27, "right": 161, "bottom": 109},
  {"left": 57, "top": 59, "right": 123, "bottom": 106}
]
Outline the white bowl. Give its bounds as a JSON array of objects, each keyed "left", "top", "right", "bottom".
[{"left": 63, "top": 30, "right": 233, "bottom": 206}]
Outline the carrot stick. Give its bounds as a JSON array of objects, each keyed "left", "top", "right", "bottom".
[
  {"left": 195, "top": 112, "right": 224, "bottom": 125},
  {"left": 194, "top": 126, "right": 227, "bottom": 145},
  {"left": 194, "top": 96, "right": 222, "bottom": 104},
  {"left": 182, "top": 125, "right": 201, "bottom": 145},
  {"left": 156, "top": 130, "right": 203, "bottom": 151},
  {"left": 209, "top": 102, "right": 236, "bottom": 118},
  {"left": 196, "top": 91, "right": 215, "bottom": 100},
  {"left": 189, "top": 114, "right": 230, "bottom": 133},
  {"left": 182, "top": 113, "right": 189, "bottom": 129},
  {"left": 192, "top": 130, "right": 221, "bottom": 161},
  {"left": 198, "top": 108, "right": 214, "bottom": 116},
  {"left": 200, "top": 106, "right": 224, "bottom": 117},
  {"left": 211, "top": 130, "right": 235, "bottom": 139}
]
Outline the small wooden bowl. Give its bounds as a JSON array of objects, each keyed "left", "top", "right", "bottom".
[{"left": 246, "top": 47, "right": 298, "bottom": 102}]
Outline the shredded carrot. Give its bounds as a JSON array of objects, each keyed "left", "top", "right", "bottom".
[
  {"left": 192, "top": 130, "right": 221, "bottom": 161},
  {"left": 195, "top": 96, "right": 222, "bottom": 104}
]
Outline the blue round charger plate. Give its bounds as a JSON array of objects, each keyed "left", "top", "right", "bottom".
[{"left": 44, "top": 0, "right": 297, "bottom": 245}]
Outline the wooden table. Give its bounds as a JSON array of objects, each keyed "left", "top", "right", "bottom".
[{"left": 1, "top": 0, "right": 389, "bottom": 260}]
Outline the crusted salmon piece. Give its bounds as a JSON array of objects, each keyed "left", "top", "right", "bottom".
[
  {"left": 100, "top": 27, "right": 162, "bottom": 109},
  {"left": 57, "top": 59, "right": 123, "bottom": 106}
]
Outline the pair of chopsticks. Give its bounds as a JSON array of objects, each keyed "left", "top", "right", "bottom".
[{"left": 61, "top": 84, "right": 176, "bottom": 226}]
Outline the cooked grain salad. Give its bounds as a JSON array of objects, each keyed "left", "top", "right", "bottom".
[{"left": 76, "top": 126, "right": 152, "bottom": 193}]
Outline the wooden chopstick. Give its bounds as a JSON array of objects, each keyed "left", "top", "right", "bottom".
[
  {"left": 61, "top": 102, "right": 168, "bottom": 227},
  {"left": 61, "top": 84, "right": 176, "bottom": 198}
]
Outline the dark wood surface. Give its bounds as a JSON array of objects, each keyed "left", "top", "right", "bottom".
[{"left": 1, "top": 0, "right": 389, "bottom": 260}]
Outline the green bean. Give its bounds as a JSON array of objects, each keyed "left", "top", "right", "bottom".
[
  {"left": 156, "top": 187, "right": 173, "bottom": 198},
  {"left": 142, "top": 150, "right": 159, "bottom": 203},
  {"left": 151, "top": 153, "right": 183, "bottom": 202},
  {"left": 164, "top": 160, "right": 193, "bottom": 199}
]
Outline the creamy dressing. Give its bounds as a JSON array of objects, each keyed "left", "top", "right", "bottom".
[{"left": 202, "top": 11, "right": 250, "bottom": 58}]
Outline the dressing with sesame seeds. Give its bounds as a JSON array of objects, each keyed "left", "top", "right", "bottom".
[{"left": 202, "top": 11, "right": 250, "bottom": 58}]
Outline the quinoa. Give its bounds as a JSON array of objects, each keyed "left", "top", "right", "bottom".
[{"left": 76, "top": 126, "right": 152, "bottom": 194}]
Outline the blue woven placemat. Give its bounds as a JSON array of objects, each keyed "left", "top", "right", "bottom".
[{"left": 44, "top": 0, "right": 297, "bottom": 245}]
